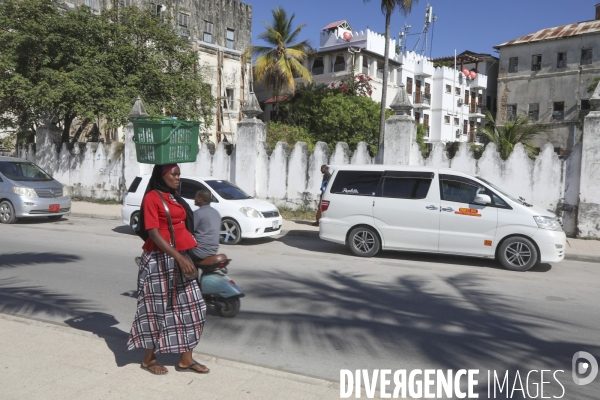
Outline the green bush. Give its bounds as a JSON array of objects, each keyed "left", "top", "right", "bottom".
[{"left": 266, "top": 121, "right": 313, "bottom": 151}]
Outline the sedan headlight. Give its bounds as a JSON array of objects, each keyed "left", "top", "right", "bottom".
[
  {"left": 534, "top": 216, "right": 562, "bottom": 231},
  {"left": 62, "top": 185, "right": 71, "bottom": 197},
  {"left": 239, "top": 207, "right": 262, "bottom": 218},
  {"left": 13, "top": 186, "right": 38, "bottom": 198}
]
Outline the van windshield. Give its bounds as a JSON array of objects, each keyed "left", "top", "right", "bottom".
[
  {"left": 476, "top": 176, "right": 520, "bottom": 203},
  {"left": 0, "top": 161, "right": 52, "bottom": 181}
]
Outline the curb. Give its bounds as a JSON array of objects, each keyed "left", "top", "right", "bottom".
[
  {"left": 69, "top": 212, "right": 121, "bottom": 221},
  {"left": 563, "top": 253, "right": 600, "bottom": 263}
]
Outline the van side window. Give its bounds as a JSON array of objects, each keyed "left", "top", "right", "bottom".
[
  {"left": 180, "top": 178, "right": 208, "bottom": 200},
  {"left": 329, "top": 170, "right": 383, "bottom": 196},
  {"left": 440, "top": 179, "right": 480, "bottom": 203},
  {"left": 128, "top": 177, "right": 142, "bottom": 193},
  {"left": 492, "top": 193, "right": 508, "bottom": 207},
  {"left": 380, "top": 177, "right": 432, "bottom": 199}
]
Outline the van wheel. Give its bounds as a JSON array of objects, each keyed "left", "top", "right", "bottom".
[
  {"left": 129, "top": 211, "right": 140, "bottom": 232},
  {"left": 348, "top": 226, "right": 380, "bottom": 257},
  {"left": 220, "top": 218, "right": 241, "bottom": 245},
  {"left": 0, "top": 201, "right": 17, "bottom": 224},
  {"left": 498, "top": 236, "right": 538, "bottom": 271}
]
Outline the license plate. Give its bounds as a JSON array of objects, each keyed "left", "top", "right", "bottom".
[
  {"left": 49, "top": 204, "right": 60, "bottom": 212},
  {"left": 272, "top": 221, "right": 279, "bottom": 230}
]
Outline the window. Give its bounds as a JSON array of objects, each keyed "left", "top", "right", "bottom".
[
  {"left": 119, "top": 0, "right": 133, "bottom": 6},
  {"left": 528, "top": 103, "right": 539, "bottom": 121},
  {"left": 557, "top": 52, "right": 566, "bottom": 68},
  {"left": 85, "top": 0, "right": 100, "bottom": 12},
  {"left": 446, "top": 84, "right": 452, "bottom": 93},
  {"left": 454, "top": 117, "right": 460, "bottom": 126},
  {"left": 441, "top": 179, "right": 481, "bottom": 203},
  {"left": 312, "top": 57, "right": 324, "bottom": 75},
  {"left": 444, "top": 115, "right": 450, "bottom": 124},
  {"left": 508, "top": 57, "right": 518, "bottom": 73},
  {"left": 362, "top": 56, "right": 369, "bottom": 74},
  {"left": 414, "top": 111, "right": 421, "bottom": 122},
  {"left": 464, "top": 90, "right": 469, "bottom": 104},
  {"left": 455, "top": 87, "right": 461, "bottom": 96},
  {"left": 379, "top": 177, "right": 432, "bottom": 199},
  {"left": 329, "top": 171, "right": 383, "bottom": 196},
  {"left": 553, "top": 102, "right": 564, "bottom": 120},
  {"left": 581, "top": 48, "right": 593, "bottom": 65},
  {"left": 424, "top": 82, "right": 431, "bottom": 94},
  {"left": 226, "top": 29, "right": 235, "bottom": 49},
  {"left": 406, "top": 77, "right": 413, "bottom": 94},
  {"left": 531, "top": 54, "right": 542, "bottom": 71},
  {"left": 178, "top": 13, "right": 189, "bottom": 27},
  {"left": 180, "top": 179, "right": 208, "bottom": 200},
  {"left": 127, "top": 177, "right": 142, "bottom": 193},
  {"left": 423, "top": 114, "right": 429, "bottom": 127},
  {"left": 506, "top": 104, "right": 517, "bottom": 121},
  {"left": 0, "top": 161, "right": 52, "bottom": 181},
  {"left": 223, "top": 88, "right": 234, "bottom": 109},
  {"left": 580, "top": 99, "right": 591, "bottom": 111},
  {"left": 333, "top": 55, "right": 346, "bottom": 72},
  {"left": 204, "top": 21, "right": 213, "bottom": 43}
]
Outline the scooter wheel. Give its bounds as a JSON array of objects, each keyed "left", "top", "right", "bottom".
[{"left": 217, "top": 297, "right": 240, "bottom": 318}]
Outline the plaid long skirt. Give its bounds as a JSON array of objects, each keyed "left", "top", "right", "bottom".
[{"left": 127, "top": 250, "right": 206, "bottom": 353}]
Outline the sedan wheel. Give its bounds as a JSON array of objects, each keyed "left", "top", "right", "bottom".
[
  {"left": 220, "top": 218, "right": 242, "bottom": 245},
  {"left": 348, "top": 226, "right": 380, "bottom": 257},
  {"left": 0, "top": 201, "right": 17, "bottom": 224},
  {"left": 498, "top": 236, "right": 538, "bottom": 271}
]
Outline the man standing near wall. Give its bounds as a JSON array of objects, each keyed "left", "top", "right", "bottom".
[{"left": 313, "top": 165, "right": 331, "bottom": 226}]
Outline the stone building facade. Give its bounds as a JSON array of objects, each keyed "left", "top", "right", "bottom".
[
  {"left": 57, "top": 0, "right": 252, "bottom": 145},
  {"left": 494, "top": 4, "right": 600, "bottom": 153}
]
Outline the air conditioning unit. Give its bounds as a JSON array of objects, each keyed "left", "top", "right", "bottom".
[
  {"left": 456, "top": 129, "right": 462, "bottom": 138},
  {"left": 457, "top": 99, "right": 463, "bottom": 106}
]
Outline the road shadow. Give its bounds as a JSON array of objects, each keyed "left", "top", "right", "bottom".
[
  {"left": 289, "top": 220, "right": 316, "bottom": 226},
  {"left": 276, "top": 235, "right": 553, "bottom": 272},
  {"left": 208, "top": 269, "right": 596, "bottom": 398},
  {"left": 112, "top": 225, "right": 135, "bottom": 235},
  {"left": 0, "top": 252, "right": 81, "bottom": 269},
  {"left": 13, "top": 216, "right": 68, "bottom": 225}
]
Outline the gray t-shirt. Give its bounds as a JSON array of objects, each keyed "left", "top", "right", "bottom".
[{"left": 189, "top": 205, "right": 221, "bottom": 260}]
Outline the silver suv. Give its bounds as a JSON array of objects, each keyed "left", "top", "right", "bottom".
[{"left": 0, "top": 156, "right": 71, "bottom": 224}]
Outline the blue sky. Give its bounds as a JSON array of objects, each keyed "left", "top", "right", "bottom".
[{"left": 250, "top": 0, "right": 595, "bottom": 59}]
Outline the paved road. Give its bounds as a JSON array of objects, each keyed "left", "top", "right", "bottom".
[{"left": 1, "top": 216, "right": 599, "bottom": 398}]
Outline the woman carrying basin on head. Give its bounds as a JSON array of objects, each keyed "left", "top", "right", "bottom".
[{"left": 127, "top": 163, "right": 209, "bottom": 375}]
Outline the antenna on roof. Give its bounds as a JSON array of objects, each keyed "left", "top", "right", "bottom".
[{"left": 413, "top": 3, "right": 435, "bottom": 57}]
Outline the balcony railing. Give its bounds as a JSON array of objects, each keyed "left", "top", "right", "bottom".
[
  {"left": 362, "top": 67, "right": 369, "bottom": 75},
  {"left": 469, "top": 105, "right": 486, "bottom": 114},
  {"left": 312, "top": 66, "right": 324, "bottom": 75},
  {"left": 333, "top": 63, "right": 346, "bottom": 72},
  {"left": 414, "top": 92, "right": 431, "bottom": 105}
]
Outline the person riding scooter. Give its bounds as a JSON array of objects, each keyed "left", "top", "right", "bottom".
[{"left": 188, "top": 189, "right": 221, "bottom": 263}]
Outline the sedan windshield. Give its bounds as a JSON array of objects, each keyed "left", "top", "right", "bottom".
[
  {"left": 0, "top": 161, "right": 52, "bottom": 181},
  {"left": 205, "top": 180, "right": 252, "bottom": 200}
]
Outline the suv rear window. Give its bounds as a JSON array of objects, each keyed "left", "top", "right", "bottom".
[
  {"left": 128, "top": 177, "right": 142, "bottom": 193},
  {"left": 329, "top": 170, "right": 383, "bottom": 196}
]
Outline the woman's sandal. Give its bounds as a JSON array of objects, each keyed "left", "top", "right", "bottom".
[
  {"left": 140, "top": 360, "right": 168, "bottom": 375},
  {"left": 175, "top": 360, "right": 210, "bottom": 374}
]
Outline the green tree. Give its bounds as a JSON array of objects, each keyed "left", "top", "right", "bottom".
[
  {"left": 478, "top": 110, "right": 544, "bottom": 160},
  {"left": 363, "top": 0, "right": 417, "bottom": 156},
  {"left": 415, "top": 123, "right": 428, "bottom": 153},
  {"left": 249, "top": 7, "right": 312, "bottom": 114},
  {"left": 265, "top": 121, "right": 313, "bottom": 151},
  {"left": 587, "top": 76, "right": 600, "bottom": 95},
  {"left": 0, "top": 0, "right": 214, "bottom": 144}
]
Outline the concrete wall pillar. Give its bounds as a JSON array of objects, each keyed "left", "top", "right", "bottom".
[
  {"left": 234, "top": 93, "right": 265, "bottom": 197},
  {"left": 383, "top": 84, "right": 415, "bottom": 165},
  {"left": 577, "top": 86, "right": 600, "bottom": 238},
  {"left": 35, "top": 119, "right": 61, "bottom": 176},
  {"left": 323, "top": 54, "right": 332, "bottom": 74}
]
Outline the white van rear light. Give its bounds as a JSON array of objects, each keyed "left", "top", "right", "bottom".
[{"left": 321, "top": 200, "right": 330, "bottom": 211}]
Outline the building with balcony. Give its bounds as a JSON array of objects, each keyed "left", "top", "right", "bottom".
[{"left": 493, "top": 3, "right": 600, "bottom": 153}]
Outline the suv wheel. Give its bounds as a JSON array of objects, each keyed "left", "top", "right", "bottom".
[
  {"left": 129, "top": 211, "right": 140, "bottom": 233},
  {"left": 348, "top": 226, "right": 380, "bottom": 257},
  {"left": 0, "top": 201, "right": 17, "bottom": 224},
  {"left": 498, "top": 236, "right": 539, "bottom": 271}
]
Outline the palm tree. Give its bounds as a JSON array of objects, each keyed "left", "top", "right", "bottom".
[
  {"left": 364, "top": 0, "right": 417, "bottom": 160},
  {"left": 249, "top": 7, "right": 312, "bottom": 115},
  {"left": 478, "top": 110, "right": 545, "bottom": 160}
]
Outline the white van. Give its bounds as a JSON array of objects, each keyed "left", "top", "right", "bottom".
[{"left": 319, "top": 166, "right": 566, "bottom": 271}]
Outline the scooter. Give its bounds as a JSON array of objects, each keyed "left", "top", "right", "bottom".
[
  {"left": 194, "top": 253, "right": 244, "bottom": 318},
  {"left": 133, "top": 254, "right": 244, "bottom": 318}
]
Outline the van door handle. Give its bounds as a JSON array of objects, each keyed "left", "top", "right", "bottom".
[
  {"left": 425, "top": 205, "right": 438, "bottom": 210},
  {"left": 441, "top": 207, "right": 454, "bottom": 212}
]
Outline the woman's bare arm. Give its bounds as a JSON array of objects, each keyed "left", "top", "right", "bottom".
[{"left": 148, "top": 228, "right": 195, "bottom": 275}]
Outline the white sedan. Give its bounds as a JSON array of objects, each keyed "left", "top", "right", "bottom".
[{"left": 121, "top": 175, "right": 283, "bottom": 245}]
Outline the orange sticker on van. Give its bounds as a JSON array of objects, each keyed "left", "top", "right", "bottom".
[
  {"left": 455, "top": 208, "right": 482, "bottom": 217},
  {"left": 484, "top": 240, "right": 492, "bottom": 246}
]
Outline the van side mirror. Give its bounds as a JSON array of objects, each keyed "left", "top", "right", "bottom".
[{"left": 473, "top": 194, "right": 491, "bottom": 205}]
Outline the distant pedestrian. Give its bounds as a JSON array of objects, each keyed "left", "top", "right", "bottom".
[
  {"left": 127, "top": 164, "right": 209, "bottom": 375},
  {"left": 313, "top": 165, "right": 331, "bottom": 226}
]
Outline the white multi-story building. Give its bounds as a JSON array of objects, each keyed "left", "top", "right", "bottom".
[{"left": 257, "top": 20, "right": 493, "bottom": 145}]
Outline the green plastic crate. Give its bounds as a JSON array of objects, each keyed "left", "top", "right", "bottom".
[{"left": 131, "top": 117, "right": 200, "bottom": 164}]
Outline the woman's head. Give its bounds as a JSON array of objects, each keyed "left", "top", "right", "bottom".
[{"left": 149, "top": 164, "right": 180, "bottom": 193}]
